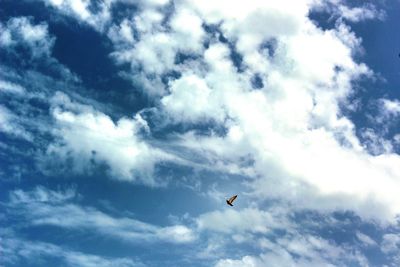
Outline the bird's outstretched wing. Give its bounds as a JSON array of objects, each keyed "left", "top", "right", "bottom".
[{"left": 228, "top": 195, "right": 237, "bottom": 203}]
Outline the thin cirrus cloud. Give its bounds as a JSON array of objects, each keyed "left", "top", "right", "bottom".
[
  {"left": 1, "top": 237, "right": 144, "bottom": 267},
  {"left": 0, "top": 104, "right": 33, "bottom": 141},
  {"left": 7, "top": 186, "right": 196, "bottom": 244},
  {"left": 214, "top": 236, "right": 369, "bottom": 267},
  {"left": 5, "top": 186, "right": 380, "bottom": 266}
]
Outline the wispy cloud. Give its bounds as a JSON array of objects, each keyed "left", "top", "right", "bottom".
[
  {"left": 0, "top": 105, "right": 33, "bottom": 141},
  {"left": 7, "top": 187, "right": 196, "bottom": 244},
  {"left": 1, "top": 237, "right": 144, "bottom": 267},
  {"left": 0, "top": 16, "right": 55, "bottom": 58},
  {"left": 197, "top": 207, "right": 290, "bottom": 235},
  {"left": 313, "top": 1, "right": 386, "bottom": 22},
  {"left": 356, "top": 231, "right": 377, "bottom": 247},
  {"left": 0, "top": 80, "right": 26, "bottom": 94},
  {"left": 380, "top": 98, "right": 400, "bottom": 118},
  {"left": 381, "top": 233, "right": 400, "bottom": 266},
  {"left": 214, "top": 233, "right": 369, "bottom": 267}
]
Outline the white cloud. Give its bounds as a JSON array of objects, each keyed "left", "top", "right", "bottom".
[
  {"left": 169, "top": 7, "right": 205, "bottom": 52},
  {"left": 0, "top": 17, "right": 55, "bottom": 57},
  {"left": 90, "top": 0, "right": 400, "bottom": 224},
  {"left": 38, "top": 0, "right": 170, "bottom": 33},
  {"left": 45, "top": 92, "right": 173, "bottom": 185},
  {"left": 338, "top": 4, "right": 385, "bottom": 22},
  {"left": 107, "top": 19, "right": 136, "bottom": 45},
  {"left": 381, "top": 234, "right": 400, "bottom": 254},
  {"left": 356, "top": 231, "right": 377, "bottom": 247},
  {"left": 129, "top": 0, "right": 400, "bottom": 222},
  {"left": 10, "top": 185, "right": 76, "bottom": 204},
  {"left": 2, "top": 0, "right": 399, "bottom": 266},
  {"left": 0, "top": 80, "right": 26, "bottom": 94},
  {"left": 360, "top": 128, "right": 393, "bottom": 155},
  {"left": 8, "top": 187, "right": 196, "bottom": 244},
  {"left": 158, "top": 225, "right": 196, "bottom": 243},
  {"left": 197, "top": 208, "right": 290, "bottom": 234},
  {"left": 108, "top": 4, "right": 206, "bottom": 96},
  {"left": 369, "top": 98, "right": 400, "bottom": 137},
  {"left": 312, "top": 1, "right": 385, "bottom": 22},
  {"left": 0, "top": 105, "right": 33, "bottom": 141},
  {"left": 161, "top": 74, "right": 225, "bottom": 123},
  {"left": 40, "top": 0, "right": 113, "bottom": 32},
  {"left": 380, "top": 98, "right": 400, "bottom": 117},
  {"left": 214, "top": 232, "right": 369, "bottom": 267},
  {"left": 0, "top": 237, "right": 143, "bottom": 267}
]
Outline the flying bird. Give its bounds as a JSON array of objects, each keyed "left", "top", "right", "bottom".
[{"left": 226, "top": 195, "right": 237, "bottom": 206}]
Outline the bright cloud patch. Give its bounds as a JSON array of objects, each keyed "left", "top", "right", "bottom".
[
  {"left": 45, "top": 92, "right": 172, "bottom": 185},
  {"left": 40, "top": 0, "right": 113, "bottom": 31}
]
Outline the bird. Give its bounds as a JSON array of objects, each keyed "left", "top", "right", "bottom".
[{"left": 226, "top": 195, "right": 237, "bottom": 206}]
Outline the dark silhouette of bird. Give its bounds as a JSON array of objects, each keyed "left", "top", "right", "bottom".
[{"left": 226, "top": 195, "right": 237, "bottom": 206}]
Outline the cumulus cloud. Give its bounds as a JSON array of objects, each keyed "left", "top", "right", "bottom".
[
  {"left": 122, "top": 0, "right": 399, "bottom": 222},
  {"left": 108, "top": 2, "right": 206, "bottom": 96},
  {"left": 161, "top": 74, "right": 225, "bottom": 123},
  {"left": 19, "top": 0, "right": 399, "bottom": 224},
  {"left": 7, "top": 187, "right": 196, "bottom": 244},
  {"left": 46, "top": 0, "right": 394, "bottom": 223}
]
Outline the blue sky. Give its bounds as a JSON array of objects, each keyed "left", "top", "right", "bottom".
[{"left": 1, "top": 0, "right": 400, "bottom": 266}]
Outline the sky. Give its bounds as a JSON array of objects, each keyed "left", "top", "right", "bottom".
[{"left": 1, "top": 0, "right": 400, "bottom": 266}]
